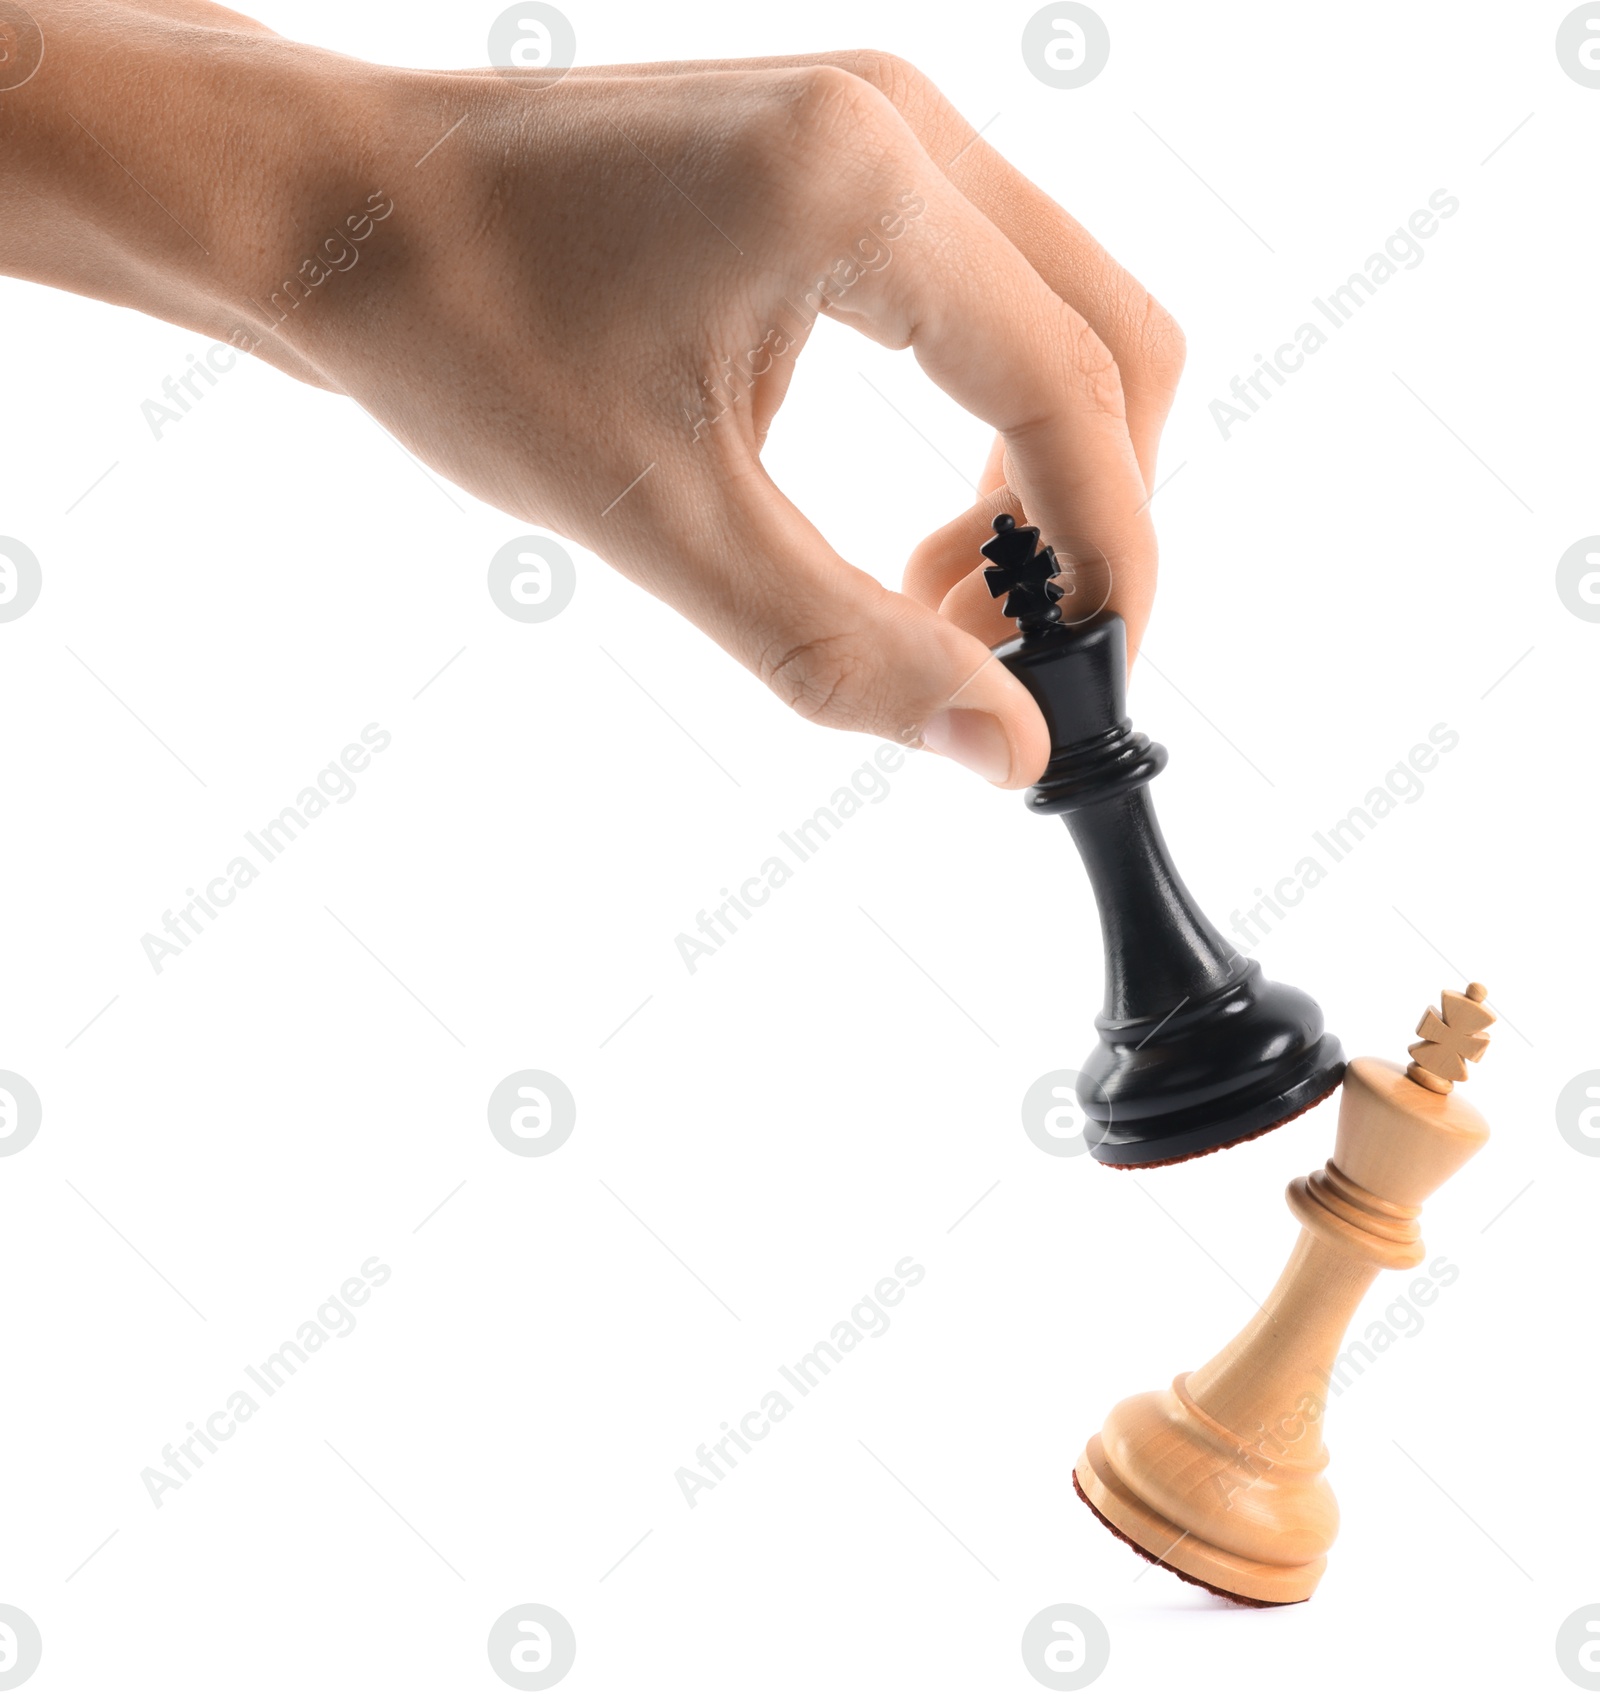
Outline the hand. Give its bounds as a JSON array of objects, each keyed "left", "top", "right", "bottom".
[{"left": 0, "top": 13, "right": 1184, "bottom": 786}]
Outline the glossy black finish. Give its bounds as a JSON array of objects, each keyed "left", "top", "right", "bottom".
[{"left": 986, "top": 520, "right": 1343, "bottom": 1166}]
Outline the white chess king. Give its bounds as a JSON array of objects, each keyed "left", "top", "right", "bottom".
[{"left": 1073, "top": 983, "right": 1495, "bottom": 1604}]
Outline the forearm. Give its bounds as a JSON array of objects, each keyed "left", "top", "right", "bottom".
[{"left": 0, "top": 1, "right": 409, "bottom": 362}]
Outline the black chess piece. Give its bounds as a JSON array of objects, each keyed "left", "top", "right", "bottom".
[{"left": 983, "top": 514, "right": 1344, "bottom": 1167}]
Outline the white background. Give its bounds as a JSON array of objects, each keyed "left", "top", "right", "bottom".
[{"left": 2, "top": 1, "right": 1596, "bottom": 1690}]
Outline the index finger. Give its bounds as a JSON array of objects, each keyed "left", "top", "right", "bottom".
[{"left": 827, "top": 128, "right": 1157, "bottom": 647}]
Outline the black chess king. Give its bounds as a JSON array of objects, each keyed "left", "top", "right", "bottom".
[{"left": 982, "top": 513, "right": 1344, "bottom": 1167}]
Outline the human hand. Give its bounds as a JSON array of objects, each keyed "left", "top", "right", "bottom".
[{"left": 1, "top": 16, "right": 1184, "bottom": 785}]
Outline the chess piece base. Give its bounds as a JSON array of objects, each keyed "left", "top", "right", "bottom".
[
  {"left": 1070, "top": 1465, "right": 1292, "bottom": 1608},
  {"left": 1073, "top": 1434, "right": 1320, "bottom": 1605},
  {"left": 1089, "top": 1028, "right": 1346, "bottom": 1169}
]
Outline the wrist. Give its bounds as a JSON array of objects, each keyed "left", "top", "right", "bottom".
[{"left": 0, "top": 5, "right": 402, "bottom": 350}]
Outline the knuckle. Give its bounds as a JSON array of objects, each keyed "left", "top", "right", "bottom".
[
  {"left": 840, "top": 49, "right": 926, "bottom": 108},
  {"left": 773, "top": 62, "right": 890, "bottom": 153},
  {"left": 1065, "top": 314, "right": 1129, "bottom": 422},
  {"left": 842, "top": 50, "right": 981, "bottom": 164},
  {"left": 759, "top": 631, "right": 873, "bottom": 728},
  {"left": 734, "top": 63, "right": 927, "bottom": 233},
  {"left": 1127, "top": 289, "right": 1187, "bottom": 395}
]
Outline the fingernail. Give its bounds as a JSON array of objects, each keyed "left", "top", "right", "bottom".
[{"left": 920, "top": 708, "right": 1013, "bottom": 785}]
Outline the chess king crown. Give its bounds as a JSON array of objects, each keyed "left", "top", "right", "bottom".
[{"left": 981, "top": 513, "right": 1345, "bottom": 1167}]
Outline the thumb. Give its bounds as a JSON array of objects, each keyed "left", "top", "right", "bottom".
[{"left": 643, "top": 466, "right": 1049, "bottom": 788}]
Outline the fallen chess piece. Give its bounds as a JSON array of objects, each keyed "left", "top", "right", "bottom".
[
  {"left": 1071, "top": 982, "right": 1494, "bottom": 1603},
  {"left": 984, "top": 514, "right": 1344, "bottom": 1166}
]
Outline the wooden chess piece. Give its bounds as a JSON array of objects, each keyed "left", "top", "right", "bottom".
[
  {"left": 983, "top": 514, "right": 1344, "bottom": 1166},
  {"left": 1072, "top": 983, "right": 1494, "bottom": 1604}
]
